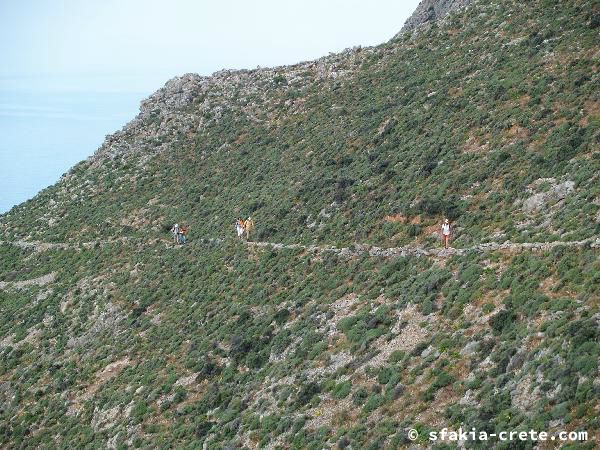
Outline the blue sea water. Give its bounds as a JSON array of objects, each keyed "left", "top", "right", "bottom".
[{"left": 0, "top": 90, "right": 143, "bottom": 213}]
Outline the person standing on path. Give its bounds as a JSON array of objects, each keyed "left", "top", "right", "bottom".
[
  {"left": 171, "top": 223, "right": 181, "bottom": 244},
  {"left": 441, "top": 218, "right": 452, "bottom": 249},
  {"left": 179, "top": 225, "right": 188, "bottom": 244}
]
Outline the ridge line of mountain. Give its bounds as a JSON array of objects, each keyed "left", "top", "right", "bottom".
[{"left": 78, "top": 0, "right": 475, "bottom": 168}]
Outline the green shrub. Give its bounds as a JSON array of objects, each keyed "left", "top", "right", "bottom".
[
  {"left": 332, "top": 381, "right": 352, "bottom": 399},
  {"left": 489, "top": 310, "right": 517, "bottom": 335}
]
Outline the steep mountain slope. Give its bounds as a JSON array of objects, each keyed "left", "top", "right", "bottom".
[{"left": 1, "top": 0, "right": 599, "bottom": 448}]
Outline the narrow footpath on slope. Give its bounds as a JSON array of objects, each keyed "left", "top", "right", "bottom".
[
  {"left": 1, "top": 235, "right": 598, "bottom": 256},
  {"left": 1, "top": 235, "right": 597, "bottom": 290}
]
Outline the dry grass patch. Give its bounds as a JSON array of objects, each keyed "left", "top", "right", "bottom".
[
  {"left": 384, "top": 214, "right": 407, "bottom": 224},
  {"left": 463, "top": 135, "right": 490, "bottom": 154}
]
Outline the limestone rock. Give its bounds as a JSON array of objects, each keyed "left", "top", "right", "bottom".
[
  {"left": 522, "top": 179, "right": 575, "bottom": 213},
  {"left": 399, "top": 0, "right": 473, "bottom": 34}
]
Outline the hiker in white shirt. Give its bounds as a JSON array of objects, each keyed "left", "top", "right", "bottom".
[
  {"left": 441, "top": 218, "right": 451, "bottom": 249},
  {"left": 171, "top": 223, "right": 181, "bottom": 244}
]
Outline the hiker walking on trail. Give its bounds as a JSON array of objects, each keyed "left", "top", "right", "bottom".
[
  {"left": 244, "top": 217, "right": 254, "bottom": 241},
  {"left": 235, "top": 218, "right": 245, "bottom": 239},
  {"left": 179, "top": 225, "right": 188, "bottom": 244},
  {"left": 171, "top": 223, "right": 181, "bottom": 244},
  {"left": 441, "top": 218, "right": 452, "bottom": 249},
  {"left": 234, "top": 217, "right": 255, "bottom": 241}
]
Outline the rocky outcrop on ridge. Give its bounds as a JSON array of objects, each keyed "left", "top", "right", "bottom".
[
  {"left": 88, "top": 48, "right": 372, "bottom": 168},
  {"left": 400, "top": 0, "right": 473, "bottom": 33}
]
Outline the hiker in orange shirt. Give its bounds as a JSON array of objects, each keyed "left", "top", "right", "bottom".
[{"left": 179, "top": 225, "right": 188, "bottom": 244}]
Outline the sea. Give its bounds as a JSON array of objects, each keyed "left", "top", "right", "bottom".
[{"left": 0, "top": 89, "right": 143, "bottom": 213}]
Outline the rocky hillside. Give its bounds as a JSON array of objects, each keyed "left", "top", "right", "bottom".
[
  {"left": 0, "top": 0, "right": 599, "bottom": 448},
  {"left": 400, "top": 0, "right": 472, "bottom": 34}
]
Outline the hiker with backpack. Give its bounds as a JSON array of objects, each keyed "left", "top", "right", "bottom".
[
  {"left": 235, "top": 218, "right": 245, "bottom": 239},
  {"left": 244, "top": 217, "right": 254, "bottom": 241},
  {"left": 179, "top": 225, "right": 188, "bottom": 244},
  {"left": 234, "top": 217, "right": 255, "bottom": 240},
  {"left": 441, "top": 218, "right": 452, "bottom": 249},
  {"left": 171, "top": 223, "right": 181, "bottom": 244}
]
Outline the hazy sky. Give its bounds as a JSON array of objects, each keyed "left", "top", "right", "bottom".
[
  {"left": 1, "top": 0, "right": 421, "bottom": 92},
  {"left": 0, "top": 0, "right": 421, "bottom": 213}
]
